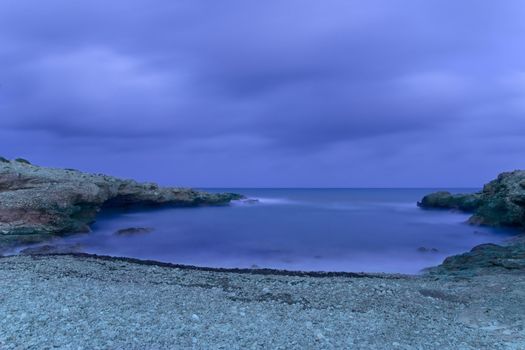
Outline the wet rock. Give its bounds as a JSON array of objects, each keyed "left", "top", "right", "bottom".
[
  {"left": 0, "top": 159, "right": 243, "bottom": 248},
  {"left": 115, "top": 227, "right": 154, "bottom": 236}
]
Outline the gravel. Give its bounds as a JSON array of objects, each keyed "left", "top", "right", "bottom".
[{"left": 1, "top": 255, "right": 524, "bottom": 349}]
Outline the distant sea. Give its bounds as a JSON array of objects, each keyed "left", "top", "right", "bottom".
[{"left": 48, "top": 188, "right": 516, "bottom": 274}]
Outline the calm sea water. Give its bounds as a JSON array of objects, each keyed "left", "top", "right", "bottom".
[{"left": 39, "top": 188, "right": 516, "bottom": 274}]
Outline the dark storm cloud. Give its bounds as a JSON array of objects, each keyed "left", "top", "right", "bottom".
[{"left": 1, "top": 0, "right": 524, "bottom": 186}]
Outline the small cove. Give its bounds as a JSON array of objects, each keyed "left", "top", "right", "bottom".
[{"left": 20, "top": 188, "right": 518, "bottom": 274}]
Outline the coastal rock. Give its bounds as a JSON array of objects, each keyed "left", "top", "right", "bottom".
[
  {"left": 417, "top": 191, "right": 482, "bottom": 212},
  {"left": 0, "top": 158, "right": 243, "bottom": 247},
  {"left": 429, "top": 242, "right": 525, "bottom": 274},
  {"left": 420, "top": 171, "right": 525, "bottom": 274},
  {"left": 418, "top": 170, "right": 525, "bottom": 228},
  {"left": 115, "top": 227, "right": 154, "bottom": 236}
]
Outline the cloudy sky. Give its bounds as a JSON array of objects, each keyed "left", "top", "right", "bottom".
[{"left": 1, "top": 1, "right": 524, "bottom": 187}]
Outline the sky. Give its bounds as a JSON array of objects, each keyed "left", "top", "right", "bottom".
[{"left": 1, "top": 0, "right": 524, "bottom": 187}]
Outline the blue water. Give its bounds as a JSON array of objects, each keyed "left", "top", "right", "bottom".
[{"left": 42, "top": 189, "right": 515, "bottom": 274}]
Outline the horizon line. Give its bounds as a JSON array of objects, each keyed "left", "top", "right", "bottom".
[{"left": 195, "top": 187, "right": 481, "bottom": 190}]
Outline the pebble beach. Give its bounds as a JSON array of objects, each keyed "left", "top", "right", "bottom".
[{"left": 1, "top": 254, "right": 524, "bottom": 349}]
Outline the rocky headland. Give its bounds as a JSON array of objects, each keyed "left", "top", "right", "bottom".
[
  {"left": 0, "top": 158, "right": 242, "bottom": 249},
  {"left": 419, "top": 170, "right": 525, "bottom": 275}
]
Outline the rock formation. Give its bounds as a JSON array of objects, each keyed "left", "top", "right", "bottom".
[
  {"left": 427, "top": 241, "right": 525, "bottom": 275},
  {"left": 0, "top": 158, "right": 242, "bottom": 248},
  {"left": 420, "top": 170, "right": 525, "bottom": 274},
  {"left": 418, "top": 170, "right": 525, "bottom": 228}
]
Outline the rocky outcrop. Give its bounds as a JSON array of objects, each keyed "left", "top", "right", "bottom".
[
  {"left": 417, "top": 191, "right": 483, "bottom": 212},
  {"left": 420, "top": 171, "right": 525, "bottom": 274},
  {"left": 418, "top": 170, "right": 525, "bottom": 228},
  {"left": 0, "top": 158, "right": 243, "bottom": 248},
  {"left": 427, "top": 241, "right": 525, "bottom": 275}
]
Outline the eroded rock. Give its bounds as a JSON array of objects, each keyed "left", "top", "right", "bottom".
[{"left": 0, "top": 158, "right": 243, "bottom": 247}]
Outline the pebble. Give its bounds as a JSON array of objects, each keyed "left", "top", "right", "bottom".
[{"left": 314, "top": 331, "right": 325, "bottom": 340}]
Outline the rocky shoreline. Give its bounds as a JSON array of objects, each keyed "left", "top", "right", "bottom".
[
  {"left": 419, "top": 170, "right": 525, "bottom": 275},
  {"left": 0, "top": 158, "right": 242, "bottom": 250}
]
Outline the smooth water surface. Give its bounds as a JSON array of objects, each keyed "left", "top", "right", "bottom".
[{"left": 44, "top": 189, "right": 516, "bottom": 274}]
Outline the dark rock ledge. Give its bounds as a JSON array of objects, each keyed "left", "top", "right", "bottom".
[
  {"left": 0, "top": 158, "right": 243, "bottom": 249},
  {"left": 419, "top": 170, "right": 525, "bottom": 274}
]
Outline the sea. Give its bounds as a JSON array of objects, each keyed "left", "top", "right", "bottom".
[{"left": 35, "top": 188, "right": 516, "bottom": 274}]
